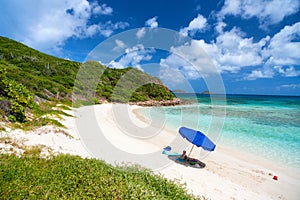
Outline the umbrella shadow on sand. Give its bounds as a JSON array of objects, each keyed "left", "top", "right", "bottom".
[
  {"left": 167, "top": 126, "right": 215, "bottom": 169},
  {"left": 167, "top": 155, "right": 206, "bottom": 169}
]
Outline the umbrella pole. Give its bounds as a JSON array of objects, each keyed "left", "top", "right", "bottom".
[{"left": 188, "top": 144, "right": 195, "bottom": 157}]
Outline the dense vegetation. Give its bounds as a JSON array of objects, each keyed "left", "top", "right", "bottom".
[
  {"left": 0, "top": 37, "right": 200, "bottom": 199},
  {"left": 0, "top": 66, "right": 35, "bottom": 122},
  {"left": 0, "top": 37, "right": 79, "bottom": 100},
  {"left": 0, "top": 36, "right": 174, "bottom": 122},
  {"left": 0, "top": 153, "right": 200, "bottom": 199},
  {"left": 75, "top": 60, "right": 174, "bottom": 104}
]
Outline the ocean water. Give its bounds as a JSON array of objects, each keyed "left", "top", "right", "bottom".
[{"left": 139, "top": 94, "right": 300, "bottom": 168}]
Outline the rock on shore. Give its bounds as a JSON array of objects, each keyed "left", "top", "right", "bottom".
[{"left": 130, "top": 98, "right": 182, "bottom": 106}]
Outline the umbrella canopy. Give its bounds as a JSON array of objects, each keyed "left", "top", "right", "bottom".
[{"left": 179, "top": 127, "right": 216, "bottom": 151}]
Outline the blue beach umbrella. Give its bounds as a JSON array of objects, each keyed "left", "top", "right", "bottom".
[{"left": 179, "top": 127, "right": 216, "bottom": 156}]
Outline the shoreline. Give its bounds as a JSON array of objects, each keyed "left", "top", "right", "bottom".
[
  {"left": 129, "top": 98, "right": 182, "bottom": 107},
  {"left": 132, "top": 105, "right": 300, "bottom": 199},
  {"left": 1, "top": 103, "right": 299, "bottom": 199},
  {"left": 134, "top": 102, "right": 300, "bottom": 170},
  {"left": 133, "top": 105, "right": 299, "bottom": 170}
]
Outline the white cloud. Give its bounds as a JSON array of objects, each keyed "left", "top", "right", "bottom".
[
  {"left": 85, "top": 21, "right": 129, "bottom": 38},
  {"left": 279, "top": 84, "right": 300, "bottom": 89},
  {"left": 246, "top": 70, "right": 265, "bottom": 80},
  {"left": 175, "top": 14, "right": 300, "bottom": 81},
  {"left": 135, "top": 17, "right": 158, "bottom": 39},
  {"left": 177, "top": 13, "right": 272, "bottom": 77},
  {"left": 85, "top": 24, "right": 100, "bottom": 37},
  {"left": 145, "top": 16, "right": 158, "bottom": 28},
  {"left": 245, "top": 67, "right": 275, "bottom": 80},
  {"left": 218, "top": 0, "right": 240, "bottom": 17},
  {"left": 215, "top": 21, "right": 227, "bottom": 34},
  {"left": 218, "top": 0, "right": 300, "bottom": 29},
  {"left": 196, "top": 27, "right": 268, "bottom": 73},
  {"left": 245, "top": 61, "right": 300, "bottom": 81},
  {"left": 92, "top": 3, "right": 113, "bottom": 15},
  {"left": 108, "top": 44, "right": 154, "bottom": 70},
  {"left": 0, "top": 0, "right": 128, "bottom": 56},
  {"left": 160, "top": 40, "right": 218, "bottom": 79},
  {"left": 159, "top": 26, "right": 272, "bottom": 80},
  {"left": 216, "top": 28, "right": 266, "bottom": 70},
  {"left": 136, "top": 28, "right": 146, "bottom": 39},
  {"left": 248, "top": 22, "right": 300, "bottom": 80},
  {"left": 112, "top": 39, "right": 126, "bottom": 52},
  {"left": 274, "top": 66, "right": 300, "bottom": 77},
  {"left": 160, "top": 54, "right": 200, "bottom": 79},
  {"left": 242, "top": 22, "right": 300, "bottom": 80},
  {"left": 263, "top": 22, "right": 300, "bottom": 66},
  {"left": 113, "top": 21, "right": 129, "bottom": 30},
  {"left": 95, "top": 21, "right": 129, "bottom": 38},
  {"left": 178, "top": 19, "right": 300, "bottom": 81},
  {"left": 180, "top": 14, "right": 207, "bottom": 37},
  {"left": 158, "top": 65, "right": 187, "bottom": 90}
]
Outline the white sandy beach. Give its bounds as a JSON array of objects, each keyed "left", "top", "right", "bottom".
[{"left": 1, "top": 103, "right": 299, "bottom": 200}]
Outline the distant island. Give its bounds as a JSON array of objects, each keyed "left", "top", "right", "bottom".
[
  {"left": 172, "top": 89, "right": 186, "bottom": 93},
  {"left": 200, "top": 90, "right": 215, "bottom": 94}
]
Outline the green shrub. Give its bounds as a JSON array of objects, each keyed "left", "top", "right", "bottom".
[
  {"left": 7, "top": 115, "right": 16, "bottom": 122},
  {"left": 0, "top": 65, "right": 35, "bottom": 122}
]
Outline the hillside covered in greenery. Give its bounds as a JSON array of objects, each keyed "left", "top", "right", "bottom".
[
  {"left": 0, "top": 36, "right": 174, "bottom": 123},
  {"left": 0, "top": 37, "right": 200, "bottom": 200}
]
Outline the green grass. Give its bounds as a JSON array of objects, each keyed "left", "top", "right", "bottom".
[
  {"left": 7, "top": 101, "right": 71, "bottom": 131},
  {"left": 0, "top": 154, "right": 203, "bottom": 199},
  {"left": 0, "top": 125, "right": 5, "bottom": 132},
  {"left": 56, "top": 105, "right": 72, "bottom": 110},
  {"left": 10, "top": 118, "right": 65, "bottom": 131}
]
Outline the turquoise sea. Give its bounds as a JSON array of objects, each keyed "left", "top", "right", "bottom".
[{"left": 139, "top": 94, "right": 300, "bottom": 168}]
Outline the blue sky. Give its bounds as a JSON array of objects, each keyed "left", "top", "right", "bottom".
[{"left": 0, "top": 0, "right": 300, "bottom": 95}]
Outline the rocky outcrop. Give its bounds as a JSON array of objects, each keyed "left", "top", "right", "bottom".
[{"left": 130, "top": 98, "right": 182, "bottom": 107}]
